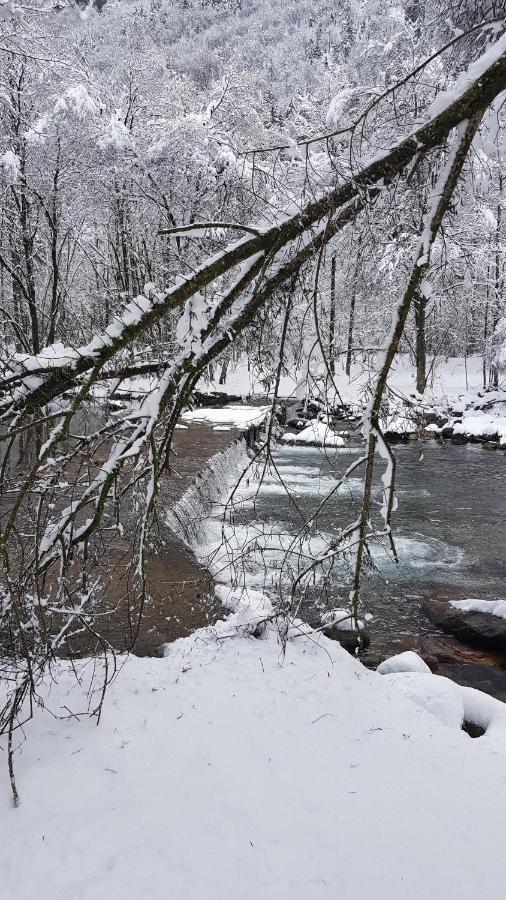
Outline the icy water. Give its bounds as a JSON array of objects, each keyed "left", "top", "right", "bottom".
[{"left": 226, "top": 440, "right": 506, "bottom": 696}]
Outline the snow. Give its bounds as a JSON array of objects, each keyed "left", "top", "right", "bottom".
[
  {"left": 181, "top": 405, "right": 270, "bottom": 428},
  {"left": 281, "top": 420, "right": 345, "bottom": 446},
  {"left": 3, "top": 626, "right": 506, "bottom": 900},
  {"left": 451, "top": 598, "right": 506, "bottom": 620},
  {"left": 381, "top": 670, "right": 465, "bottom": 729},
  {"left": 206, "top": 353, "right": 496, "bottom": 405},
  {"left": 0, "top": 149, "right": 21, "bottom": 184},
  {"left": 377, "top": 650, "right": 431, "bottom": 675}
]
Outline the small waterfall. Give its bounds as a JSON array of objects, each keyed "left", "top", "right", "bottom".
[{"left": 166, "top": 431, "right": 256, "bottom": 549}]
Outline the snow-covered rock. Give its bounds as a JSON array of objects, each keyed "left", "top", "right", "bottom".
[
  {"left": 281, "top": 419, "right": 345, "bottom": 446},
  {"left": 377, "top": 650, "right": 431, "bottom": 675},
  {"left": 451, "top": 598, "right": 506, "bottom": 620},
  {"left": 321, "top": 607, "right": 364, "bottom": 631},
  {"left": 425, "top": 599, "right": 506, "bottom": 652}
]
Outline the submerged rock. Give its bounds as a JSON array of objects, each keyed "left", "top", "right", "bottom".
[{"left": 424, "top": 599, "right": 506, "bottom": 652}]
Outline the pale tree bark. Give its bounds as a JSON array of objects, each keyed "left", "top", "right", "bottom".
[{"left": 329, "top": 254, "right": 336, "bottom": 375}]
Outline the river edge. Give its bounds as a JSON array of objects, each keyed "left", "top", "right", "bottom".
[{"left": 166, "top": 416, "right": 506, "bottom": 700}]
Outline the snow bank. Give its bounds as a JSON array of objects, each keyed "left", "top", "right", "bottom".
[
  {"left": 2, "top": 627, "right": 506, "bottom": 900},
  {"left": 281, "top": 419, "right": 345, "bottom": 446},
  {"left": 207, "top": 354, "right": 488, "bottom": 403},
  {"left": 451, "top": 598, "right": 506, "bottom": 620},
  {"left": 380, "top": 660, "right": 506, "bottom": 737},
  {"left": 382, "top": 670, "right": 465, "bottom": 729},
  {"left": 452, "top": 398, "right": 506, "bottom": 444},
  {"left": 181, "top": 405, "right": 269, "bottom": 428}
]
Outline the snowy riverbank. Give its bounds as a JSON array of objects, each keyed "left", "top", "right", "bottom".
[
  {"left": 203, "top": 355, "right": 506, "bottom": 445},
  {"left": 2, "top": 625, "right": 506, "bottom": 899},
  {"left": 2, "top": 409, "right": 506, "bottom": 898}
]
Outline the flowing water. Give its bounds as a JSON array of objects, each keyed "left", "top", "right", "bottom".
[{"left": 219, "top": 438, "right": 506, "bottom": 697}]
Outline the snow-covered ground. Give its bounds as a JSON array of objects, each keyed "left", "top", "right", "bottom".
[
  {"left": 202, "top": 355, "right": 506, "bottom": 444},
  {"left": 103, "top": 356, "right": 506, "bottom": 443},
  {"left": 2, "top": 626, "right": 506, "bottom": 900},
  {"left": 206, "top": 354, "right": 494, "bottom": 404}
]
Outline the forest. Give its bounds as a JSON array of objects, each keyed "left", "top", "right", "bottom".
[{"left": 0, "top": 2, "right": 506, "bottom": 898}]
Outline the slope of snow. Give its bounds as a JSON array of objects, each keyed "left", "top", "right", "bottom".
[
  {"left": 453, "top": 402, "right": 506, "bottom": 444},
  {"left": 206, "top": 354, "right": 490, "bottom": 403},
  {"left": 2, "top": 626, "right": 506, "bottom": 900}
]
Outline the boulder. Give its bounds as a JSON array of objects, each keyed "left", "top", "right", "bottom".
[
  {"left": 323, "top": 624, "right": 371, "bottom": 652},
  {"left": 286, "top": 417, "right": 308, "bottom": 429},
  {"left": 418, "top": 635, "right": 506, "bottom": 668},
  {"left": 424, "top": 599, "right": 506, "bottom": 652},
  {"left": 193, "top": 390, "right": 242, "bottom": 407}
]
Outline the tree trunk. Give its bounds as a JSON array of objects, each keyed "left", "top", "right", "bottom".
[
  {"left": 414, "top": 291, "right": 427, "bottom": 394},
  {"left": 490, "top": 175, "right": 503, "bottom": 388},
  {"left": 329, "top": 254, "right": 336, "bottom": 375},
  {"left": 346, "top": 234, "right": 361, "bottom": 377}
]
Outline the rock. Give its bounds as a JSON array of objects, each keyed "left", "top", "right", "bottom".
[
  {"left": 193, "top": 390, "right": 243, "bottom": 407},
  {"left": 323, "top": 624, "right": 371, "bottom": 652},
  {"left": 418, "top": 635, "right": 506, "bottom": 669},
  {"left": 482, "top": 441, "right": 499, "bottom": 450},
  {"left": 441, "top": 424, "right": 454, "bottom": 438},
  {"left": 424, "top": 599, "right": 506, "bottom": 652},
  {"left": 423, "top": 412, "right": 447, "bottom": 427},
  {"left": 385, "top": 431, "right": 409, "bottom": 443},
  {"left": 451, "top": 433, "right": 468, "bottom": 444},
  {"left": 295, "top": 400, "right": 323, "bottom": 417},
  {"left": 462, "top": 720, "right": 486, "bottom": 738}
]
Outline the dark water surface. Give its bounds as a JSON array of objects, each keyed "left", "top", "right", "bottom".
[{"left": 235, "top": 439, "right": 506, "bottom": 696}]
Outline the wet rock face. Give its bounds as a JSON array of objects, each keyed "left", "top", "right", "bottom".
[
  {"left": 193, "top": 390, "right": 243, "bottom": 407},
  {"left": 424, "top": 599, "right": 506, "bottom": 652},
  {"left": 418, "top": 635, "right": 506, "bottom": 669}
]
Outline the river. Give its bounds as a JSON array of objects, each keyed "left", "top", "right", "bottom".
[{"left": 206, "top": 438, "right": 506, "bottom": 698}]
